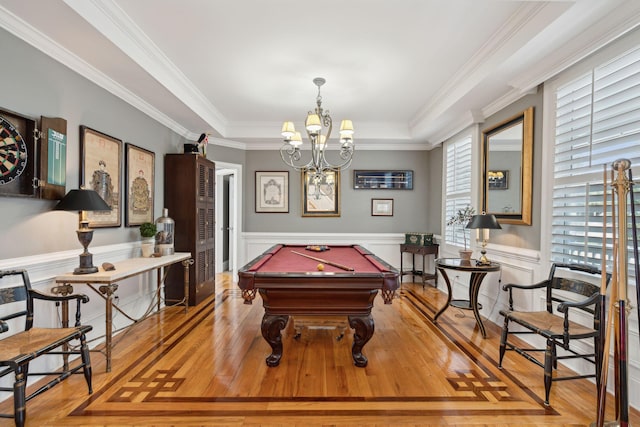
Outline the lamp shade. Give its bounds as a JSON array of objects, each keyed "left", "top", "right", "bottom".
[
  {"left": 466, "top": 213, "right": 501, "bottom": 230},
  {"left": 290, "top": 131, "right": 303, "bottom": 147},
  {"left": 305, "top": 114, "right": 322, "bottom": 132},
  {"left": 281, "top": 121, "right": 296, "bottom": 138},
  {"left": 54, "top": 189, "right": 111, "bottom": 212},
  {"left": 339, "top": 119, "right": 354, "bottom": 135}
]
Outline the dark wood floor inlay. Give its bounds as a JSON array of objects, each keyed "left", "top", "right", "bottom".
[{"left": 65, "top": 285, "right": 559, "bottom": 422}]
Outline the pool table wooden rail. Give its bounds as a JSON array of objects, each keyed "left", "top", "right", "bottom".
[{"left": 237, "top": 244, "right": 399, "bottom": 368}]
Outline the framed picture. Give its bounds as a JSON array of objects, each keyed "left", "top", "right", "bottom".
[
  {"left": 125, "top": 143, "right": 155, "bottom": 226},
  {"left": 354, "top": 170, "right": 413, "bottom": 189},
  {"left": 302, "top": 170, "right": 340, "bottom": 217},
  {"left": 80, "top": 125, "right": 122, "bottom": 228},
  {"left": 488, "top": 170, "right": 509, "bottom": 190},
  {"left": 255, "top": 171, "right": 289, "bottom": 213},
  {"left": 372, "top": 198, "right": 393, "bottom": 216}
]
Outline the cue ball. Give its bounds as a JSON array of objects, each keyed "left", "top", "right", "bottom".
[{"left": 317, "top": 263, "right": 325, "bottom": 271}]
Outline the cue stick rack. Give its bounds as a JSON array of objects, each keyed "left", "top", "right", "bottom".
[{"left": 594, "top": 158, "right": 639, "bottom": 427}]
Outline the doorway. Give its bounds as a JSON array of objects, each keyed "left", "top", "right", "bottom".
[{"left": 215, "top": 161, "right": 242, "bottom": 281}]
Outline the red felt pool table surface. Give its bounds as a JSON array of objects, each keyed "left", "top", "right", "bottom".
[{"left": 245, "top": 244, "right": 389, "bottom": 274}]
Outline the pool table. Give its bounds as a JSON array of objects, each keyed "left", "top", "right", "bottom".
[{"left": 238, "top": 244, "right": 399, "bottom": 367}]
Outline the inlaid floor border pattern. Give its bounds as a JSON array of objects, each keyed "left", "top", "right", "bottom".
[{"left": 66, "top": 286, "right": 560, "bottom": 422}]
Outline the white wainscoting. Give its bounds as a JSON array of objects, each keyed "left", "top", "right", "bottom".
[
  {"left": 2, "top": 236, "right": 638, "bottom": 410},
  {"left": 0, "top": 242, "right": 163, "bottom": 402}
]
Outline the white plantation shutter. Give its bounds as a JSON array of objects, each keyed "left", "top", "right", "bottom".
[
  {"left": 552, "top": 45, "right": 640, "bottom": 280},
  {"left": 445, "top": 135, "right": 472, "bottom": 247}
]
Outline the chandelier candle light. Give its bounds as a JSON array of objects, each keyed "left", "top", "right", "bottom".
[{"left": 280, "top": 77, "right": 354, "bottom": 198}]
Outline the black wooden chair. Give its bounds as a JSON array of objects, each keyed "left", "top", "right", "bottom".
[
  {"left": 0, "top": 269, "right": 93, "bottom": 427},
  {"left": 498, "top": 263, "right": 610, "bottom": 406}
]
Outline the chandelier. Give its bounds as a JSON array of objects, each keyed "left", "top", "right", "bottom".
[{"left": 280, "top": 77, "right": 355, "bottom": 197}]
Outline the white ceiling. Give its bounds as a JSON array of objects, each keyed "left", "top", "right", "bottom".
[{"left": 1, "top": 0, "right": 639, "bottom": 150}]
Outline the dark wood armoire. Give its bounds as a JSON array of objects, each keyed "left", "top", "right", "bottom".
[{"left": 164, "top": 154, "right": 215, "bottom": 306}]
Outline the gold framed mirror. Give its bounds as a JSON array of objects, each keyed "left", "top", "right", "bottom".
[{"left": 481, "top": 106, "right": 533, "bottom": 225}]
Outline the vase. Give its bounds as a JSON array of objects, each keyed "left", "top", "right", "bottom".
[
  {"left": 141, "top": 238, "right": 155, "bottom": 257},
  {"left": 155, "top": 208, "right": 175, "bottom": 256},
  {"left": 459, "top": 250, "right": 473, "bottom": 262}
]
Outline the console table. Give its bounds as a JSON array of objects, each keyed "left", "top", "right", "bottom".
[
  {"left": 434, "top": 258, "right": 500, "bottom": 338},
  {"left": 53, "top": 252, "right": 193, "bottom": 372},
  {"left": 400, "top": 244, "right": 439, "bottom": 286}
]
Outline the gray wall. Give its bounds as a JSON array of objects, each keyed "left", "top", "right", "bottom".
[
  {"left": 479, "top": 90, "right": 544, "bottom": 250},
  {"left": 1, "top": 25, "right": 441, "bottom": 262},
  {"left": 244, "top": 149, "right": 435, "bottom": 233},
  {"left": 0, "top": 28, "right": 201, "bottom": 259}
]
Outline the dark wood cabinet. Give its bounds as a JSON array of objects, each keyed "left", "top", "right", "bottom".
[{"left": 164, "top": 154, "right": 215, "bottom": 306}]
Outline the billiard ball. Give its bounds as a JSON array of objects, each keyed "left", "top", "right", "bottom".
[{"left": 317, "top": 263, "right": 325, "bottom": 271}]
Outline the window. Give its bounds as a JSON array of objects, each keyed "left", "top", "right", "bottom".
[
  {"left": 444, "top": 135, "right": 472, "bottom": 248},
  {"left": 552, "top": 45, "right": 640, "bottom": 278}
]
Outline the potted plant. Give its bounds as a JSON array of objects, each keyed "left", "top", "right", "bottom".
[
  {"left": 139, "top": 222, "right": 157, "bottom": 257},
  {"left": 446, "top": 205, "right": 475, "bottom": 261}
]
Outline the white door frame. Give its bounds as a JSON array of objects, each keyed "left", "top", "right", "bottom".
[{"left": 215, "top": 161, "right": 242, "bottom": 281}]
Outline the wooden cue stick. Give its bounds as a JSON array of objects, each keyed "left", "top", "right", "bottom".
[
  {"left": 611, "top": 167, "right": 622, "bottom": 421},
  {"left": 614, "top": 161, "right": 630, "bottom": 426},
  {"left": 600, "top": 168, "right": 620, "bottom": 425},
  {"left": 628, "top": 169, "right": 640, "bottom": 348},
  {"left": 596, "top": 165, "right": 612, "bottom": 427},
  {"left": 291, "top": 250, "right": 355, "bottom": 271}
]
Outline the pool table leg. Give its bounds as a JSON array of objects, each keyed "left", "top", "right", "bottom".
[
  {"left": 261, "top": 314, "right": 289, "bottom": 367},
  {"left": 348, "top": 314, "right": 375, "bottom": 367}
]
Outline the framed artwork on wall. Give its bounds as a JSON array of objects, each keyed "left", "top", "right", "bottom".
[
  {"left": 371, "top": 198, "right": 393, "bottom": 216},
  {"left": 302, "top": 169, "right": 340, "bottom": 217},
  {"left": 125, "top": 143, "right": 155, "bottom": 226},
  {"left": 488, "top": 170, "right": 509, "bottom": 190},
  {"left": 354, "top": 170, "right": 413, "bottom": 189},
  {"left": 80, "top": 125, "right": 122, "bottom": 228},
  {"left": 255, "top": 171, "right": 289, "bottom": 213}
]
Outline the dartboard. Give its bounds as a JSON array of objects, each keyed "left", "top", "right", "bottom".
[{"left": 0, "top": 116, "right": 27, "bottom": 185}]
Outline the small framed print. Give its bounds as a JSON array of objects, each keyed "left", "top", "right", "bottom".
[
  {"left": 372, "top": 198, "right": 393, "bottom": 216},
  {"left": 255, "top": 171, "right": 289, "bottom": 213},
  {"left": 488, "top": 170, "right": 509, "bottom": 190},
  {"left": 125, "top": 143, "right": 155, "bottom": 226},
  {"left": 302, "top": 169, "right": 340, "bottom": 217},
  {"left": 80, "top": 125, "right": 122, "bottom": 228}
]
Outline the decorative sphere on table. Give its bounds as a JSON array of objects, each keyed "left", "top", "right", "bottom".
[{"left": 317, "top": 263, "right": 324, "bottom": 271}]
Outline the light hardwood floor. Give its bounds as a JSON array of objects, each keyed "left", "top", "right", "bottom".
[{"left": 0, "top": 272, "right": 637, "bottom": 427}]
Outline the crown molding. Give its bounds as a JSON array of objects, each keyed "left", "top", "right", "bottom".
[
  {"left": 508, "top": 2, "right": 640, "bottom": 92},
  {"left": 209, "top": 137, "right": 247, "bottom": 151},
  {"left": 409, "top": 2, "right": 549, "bottom": 134},
  {"left": 241, "top": 140, "right": 430, "bottom": 151},
  {"left": 0, "top": 3, "right": 198, "bottom": 139},
  {"left": 425, "top": 112, "right": 477, "bottom": 147},
  {"left": 63, "top": 0, "right": 227, "bottom": 132},
  {"left": 481, "top": 85, "right": 537, "bottom": 119}
]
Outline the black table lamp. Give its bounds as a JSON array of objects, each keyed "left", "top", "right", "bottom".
[
  {"left": 54, "top": 189, "right": 111, "bottom": 274},
  {"left": 466, "top": 213, "right": 501, "bottom": 265}
]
